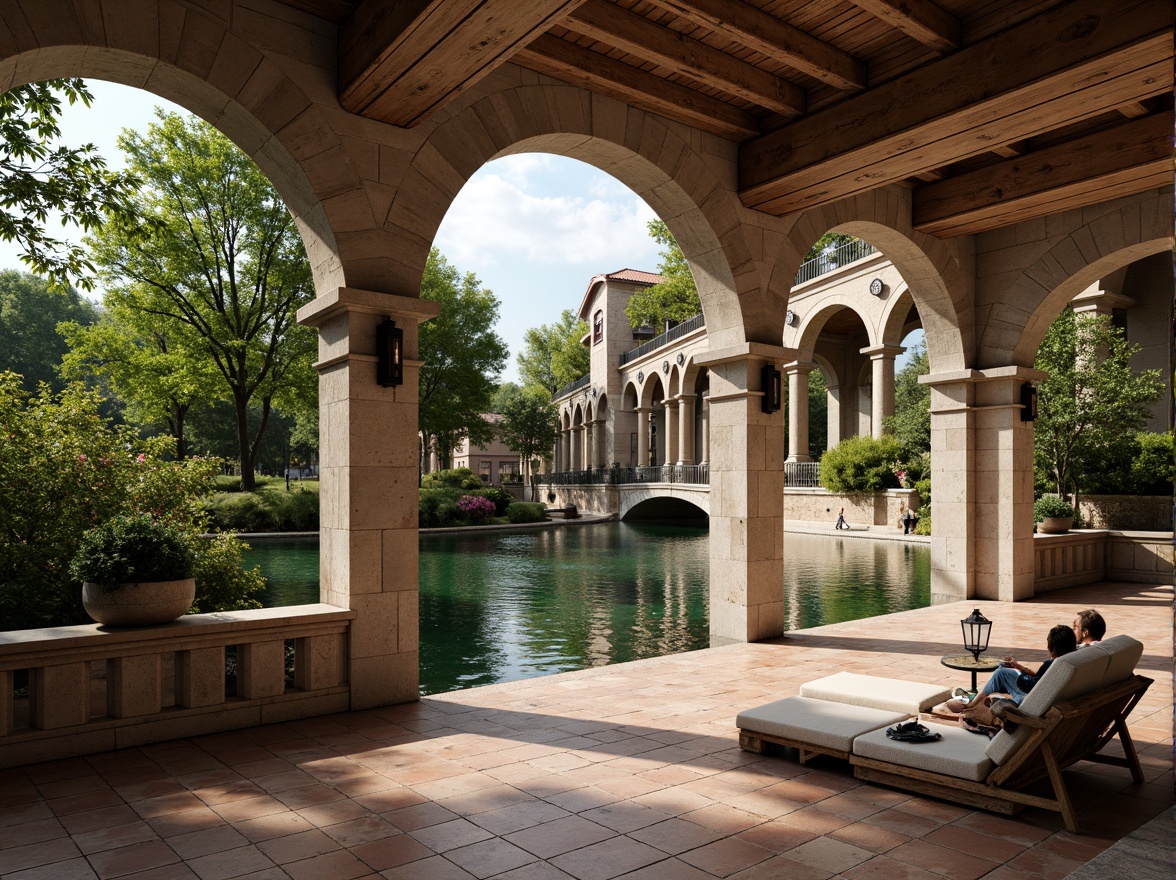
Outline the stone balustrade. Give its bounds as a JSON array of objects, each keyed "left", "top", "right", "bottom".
[
  {"left": 1034, "top": 531, "right": 1172, "bottom": 593},
  {"left": 0, "top": 604, "right": 354, "bottom": 769}
]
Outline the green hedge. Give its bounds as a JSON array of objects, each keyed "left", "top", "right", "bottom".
[
  {"left": 506, "top": 502, "right": 546, "bottom": 524},
  {"left": 205, "top": 489, "right": 319, "bottom": 532},
  {"left": 819, "top": 435, "right": 904, "bottom": 493}
]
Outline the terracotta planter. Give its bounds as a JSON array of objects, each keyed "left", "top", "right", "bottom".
[
  {"left": 1037, "top": 516, "right": 1071, "bottom": 534},
  {"left": 82, "top": 578, "right": 196, "bottom": 626}
]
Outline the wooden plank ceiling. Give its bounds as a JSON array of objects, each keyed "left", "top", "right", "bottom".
[{"left": 283, "top": 0, "right": 1174, "bottom": 238}]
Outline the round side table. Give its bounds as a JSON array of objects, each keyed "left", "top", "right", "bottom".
[{"left": 940, "top": 654, "right": 1001, "bottom": 695}]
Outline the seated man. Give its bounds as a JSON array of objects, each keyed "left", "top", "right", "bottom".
[
  {"left": 949, "top": 624, "right": 1077, "bottom": 711},
  {"left": 1073, "top": 608, "right": 1106, "bottom": 646}
]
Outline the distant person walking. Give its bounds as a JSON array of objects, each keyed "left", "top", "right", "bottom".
[
  {"left": 834, "top": 507, "right": 848, "bottom": 530},
  {"left": 902, "top": 506, "right": 914, "bottom": 534}
]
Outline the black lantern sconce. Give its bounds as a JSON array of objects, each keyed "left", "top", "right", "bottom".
[
  {"left": 376, "top": 318, "right": 404, "bottom": 387},
  {"left": 1020, "top": 382, "right": 1037, "bottom": 421},
  {"left": 960, "top": 608, "right": 992, "bottom": 662},
  {"left": 760, "top": 364, "right": 782, "bottom": 414}
]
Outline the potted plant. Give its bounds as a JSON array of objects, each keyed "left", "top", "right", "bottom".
[
  {"left": 71, "top": 514, "right": 196, "bottom": 626},
  {"left": 1034, "top": 496, "right": 1075, "bottom": 534}
]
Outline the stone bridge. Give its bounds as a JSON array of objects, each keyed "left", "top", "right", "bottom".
[{"left": 543, "top": 466, "right": 710, "bottom": 520}]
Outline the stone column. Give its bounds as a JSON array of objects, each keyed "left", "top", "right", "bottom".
[
  {"left": 298, "top": 288, "right": 439, "bottom": 709},
  {"left": 861, "top": 345, "right": 905, "bottom": 438},
  {"left": 677, "top": 396, "right": 696, "bottom": 465},
  {"left": 562, "top": 429, "right": 571, "bottom": 472},
  {"left": 784, "top": 361, "right": 816, "bottom": 462},
  {"left": 699, "top": 392, "right": 709, "bottom": 465},
  {"left": 636, "top": 408, "right": 650, "bottom": 467},
  {"left": 664, "top": 398, "right": 679, "bottom": 467},
  {"left": 582, "top": 421, "right": 592, "bottom": 470},
  {"left": 922, "top": 366, "right": 1044, "bottom": 604},
  {"left": 695, "top": 343, "right": 791, "bottom": 645}
]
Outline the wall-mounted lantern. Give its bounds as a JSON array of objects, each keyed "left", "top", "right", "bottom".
[
  {"left": 760, "top": 364, "right": 782, "bottom": 414},
  {"left": 1020, "top": 382, "right": 1037, "bottom": 421},
  {"left": 376, "top": 318, "right": 404, "bottom": 387}
]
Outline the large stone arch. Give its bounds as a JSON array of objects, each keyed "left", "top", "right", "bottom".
[
  {"left": 781, "top": 188, "right": 973, "bottom": 372},
  {"left": 0, "top": 0, "right": 385, "bottom": 293},
  {"left": 790, "top": 302, "right": 872, "bottom": 365},
  {"left": 391, "top": 71, "right": 794, "bottom": 348},
  {"left": 979, "top": 190, "right": 1175, "bottom": 368}
]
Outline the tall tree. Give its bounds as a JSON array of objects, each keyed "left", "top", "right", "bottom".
[
  {"left": 886, "top": 342, "right": 931, "bottom": 455},
  {"left": 625, "top": 220, "right": 697, "bottom": 329},
  {"left": 498, "top": 385, "right": 560, "bottom": 499},
  {"left": 0, "top": 80, "right": 140, "bottom": 289},
  {"left": 86, "top": 111, "right": 316, "bottom": 488},
  {"left": 59, "top": 285, "right": 221, "bottom": 459},
  {"left": 1033, "top": 308, "right": 1162, "bottom": 496},
  {"left": 0, "top": 269, "right": 97, "bottom": 391},
  {"left": 517, "top": 309, "right": 589, "bottom": 393},
  {"left": 418, "top": 248, "right": 509, "bottom": 472}
]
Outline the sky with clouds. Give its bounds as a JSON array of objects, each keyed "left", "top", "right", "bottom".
[{"left": 0, "top": 81, "right": 662, "bottom": 384}]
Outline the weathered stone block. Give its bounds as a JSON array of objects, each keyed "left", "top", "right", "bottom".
[{"left": 107, "top": 654, "right": 162, "bottom": 719}]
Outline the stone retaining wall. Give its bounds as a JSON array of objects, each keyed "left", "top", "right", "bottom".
[
  {"left": 782, "top": 488, "right": 921, "bottom": 527},
  {"left": 1077, "top": 495, "right": 1170, "bottom": 531}
]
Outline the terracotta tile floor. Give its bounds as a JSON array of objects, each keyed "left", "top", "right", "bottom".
[{"left": 1, "top": 580, "right": 1170, "bottom": 880}]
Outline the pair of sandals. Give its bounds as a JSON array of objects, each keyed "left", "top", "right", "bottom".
[{"left": 885, "top": 720, "right": 942, "bottom": 743}]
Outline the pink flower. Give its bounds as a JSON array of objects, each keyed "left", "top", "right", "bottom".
[
  {"left": 136, "top": 453, "right": 146, "bottom": 463},
  {"left": 78, "top": 454, "right": 87, "bottom": 462}
]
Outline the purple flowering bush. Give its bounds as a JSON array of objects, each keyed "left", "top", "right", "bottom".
[{"left": 458, "top": 494, "right": 496, "bottom": 523}]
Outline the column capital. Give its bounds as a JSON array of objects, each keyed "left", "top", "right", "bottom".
[
  {"left": 782, "top": 360, "right": 818, "bottom": 376},
  {"left": 859, "top": 343, "right": 906, "bottom": 359},
  {"left": 298, "top": 287, "right": 440, "bottom": 328},
  {"left": 919, "top": 366, "right": 1048, "bottom": 387},
  {"left": 695, "top": 342, "right": 795, "bottom": 368}
]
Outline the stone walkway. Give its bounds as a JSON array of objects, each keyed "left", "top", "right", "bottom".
[{"left": 1, "top": 580, "right": 1170, "bottom": 880}]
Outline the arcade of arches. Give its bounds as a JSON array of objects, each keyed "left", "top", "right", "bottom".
[{"left": 2, "top": 1, "right": 1171, "bottom": 714}]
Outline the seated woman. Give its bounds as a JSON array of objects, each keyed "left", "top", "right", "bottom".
[{"left": 949, "top": 624, "right": 1077, "bottom": 711}]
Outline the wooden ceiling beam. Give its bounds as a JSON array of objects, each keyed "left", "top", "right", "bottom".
[
  {"left": 848, "top": 0, "right": 960, "bottom": 53},
  {"left": 566, "top": 0, "right": 805, "bottom": 116},
  {"left": 739, "top": 0, "right": 1173, "bottom": 215},
  {"left": 339, "top": 0, "right": 586, "bottom": 127},
  {"left": 913, "top": 113, "right": 1172, "bottom": 236},
  {"left": 514, "top": 35, "right": 761, "bottom": 140},
  {"left": 646, "top": 0, "right": 866, "bottom": 91}
]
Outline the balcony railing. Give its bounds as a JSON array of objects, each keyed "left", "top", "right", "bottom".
[
  {"left": 618, "top": 313, "right": 706, "bottom": 367},
  {"left": 544, "top": 464, "right": 709, "bottom": 486},
  {"left": 784, "top": 461, "right": 821, "bottom": 487},
  {"left": 0, "top": 604, "right": 353, "bottom": 769},
  {"left": 794, "top": 239, "right": 877, "bottom": 286},
  {"left": 553, "top": 374, "right": 591, "bottom": 400}
]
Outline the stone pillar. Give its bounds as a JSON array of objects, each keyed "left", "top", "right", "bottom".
[
  {"left": 826, "top": 383, "right": 843, "bottom": 447},
  {"left": 861, "top": 345, "right": 904, "bottom": 438},
  {"left": 636, "top": 408, "right": 650, "bottom": 467},
  {"left": 784, "top": 361, "right": 815, "bottom": 462},
  {"left": 922, "top": 366, "right": 1043, "bottom": 604},
  {"left": 699, "top": 392, "right": 709, "bottom": 465},
  {"left": 580, "top": 423, "right": 590, "bottom": 470},
  {"left": 298, "top": 288, "right": 439, "bottom": 709},
  {"left": 664, "top": 399, "right": 679, "bottom": 466},
  {"left": 677, "top": 396, "right": 696, "bottom": 465},
  {"left": 592, "top": 418, "right": 604, "bottom": 468},
  {"left": 561, "top": 429, "right": 571, "bottom": 472},
  {"left": 696, "top": 343, "right": 791, "bottom": 645}
]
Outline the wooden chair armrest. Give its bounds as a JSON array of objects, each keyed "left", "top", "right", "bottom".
[{"left": 991, "top": 703, "right": 1050, "bottom": 729}]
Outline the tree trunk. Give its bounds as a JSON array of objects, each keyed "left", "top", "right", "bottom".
[{"left": 235, "top": 391, "right": 255, "bottom": 491}]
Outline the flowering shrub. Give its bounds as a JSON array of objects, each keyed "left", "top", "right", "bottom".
[
  {"left": 458, "top": 494, "right": 496, "bottom": 523},
  {"left": 0, "top": 374, "right": 261, "bottom": 629}
]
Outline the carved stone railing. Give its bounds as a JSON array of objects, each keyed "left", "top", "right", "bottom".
[{"left": 0, "top": 604, "right": 353, "bottom": 769}]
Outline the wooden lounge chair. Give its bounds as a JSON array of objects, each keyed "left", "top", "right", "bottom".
[{"left": 738, "top": 636, "right": 1149, "bottom": 833}]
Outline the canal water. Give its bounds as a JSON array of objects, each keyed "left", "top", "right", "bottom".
[{"left": 241, "top": 523, "right": 929, "bottom": 696}]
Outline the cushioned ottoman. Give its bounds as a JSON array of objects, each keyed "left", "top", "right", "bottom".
[
  {"left": 800, "top": 672, "right": 952, "bottom": 715},
  {"left": 852, "top": 720, "right": 995, "bottom": 782},
  {"left": 736, "top": 695, "right": 910, "bottom": 762}
]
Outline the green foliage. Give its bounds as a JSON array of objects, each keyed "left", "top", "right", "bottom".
[
  {"left": 625, "top": 220, "right": 698, "bottom": 329},
  {"left": 70, "top": 514, "right": 193, "bottom": 591},
  {"left": 418, "top": 248, "right": 509, "bottom": 467},
  {"left": 86, "top": 110, "right": 316, "bottom": 487},
  {"left": 912, "top": 504, "right": 931, "bottom": 535},
  {"left": 0, "top": 270, "right": 97, "bottom": 392},
  {"left": 517, "top": 309, "right": 590, "bottom": 393},
  {"left": 1033, "top": 495, "right": 1074, "bottom": 521},
  {"left": 818, "top": 434, "right": 904, "bottom": 493},
  {"left": 421, "top": 467, "right": 483, "bottom": 490},
  {"left": 189, "top": 535, "right": 263, "bottom": 614},
  {"left": 0, "top": 80, "right": 142, "bottom": 289},
  {"left": 506, "top": 502, "right": 547, "bottom": 524},
  {"left": 498, "top": 385, "right": 559, "bottom": 496},
  {"left": 1033, "top": 309, "right": 1163, "bottom": 496},
  {"left": 1077, "top": 431, "right": 1173, "bottom": 496},
  {"left": 204, "top": 488, "right": 319, "bottom": 532},
  {"left": 418, "top": 487, "right": 466, "bottom": 528},
  {"left": 803, "top": 233, "right": 859, "bottom": 264},
  {"left": 885, "top": 342, "right": 930, "bottom": 455},
  {"left": 0, "top": 374, "right": 256, "bottom": 629}
]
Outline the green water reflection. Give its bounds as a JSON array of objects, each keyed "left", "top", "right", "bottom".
[{"left": 240, "top": 524, "right": 929, "bottom": 696}]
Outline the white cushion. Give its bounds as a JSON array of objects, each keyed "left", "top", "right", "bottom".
[
  {"left": 737, "top": 696, "right": 909, "bottom": 754},
  {"left": 1093, "top": 635, "right": 1143, "bottom": 687},
  {"left": 800, "top": 672, "right": 952, "bottom": 715},
  {"left": 854, "top": 721, "right": 995, "bottom": 782}
]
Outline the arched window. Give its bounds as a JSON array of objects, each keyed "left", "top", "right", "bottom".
[{"left": 593, "top": 310, "right": 604, "bottom": 344}]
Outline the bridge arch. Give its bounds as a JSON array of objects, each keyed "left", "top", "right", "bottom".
[{"left": 619, "top": 492, "right": 709, "bottom": 520}]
